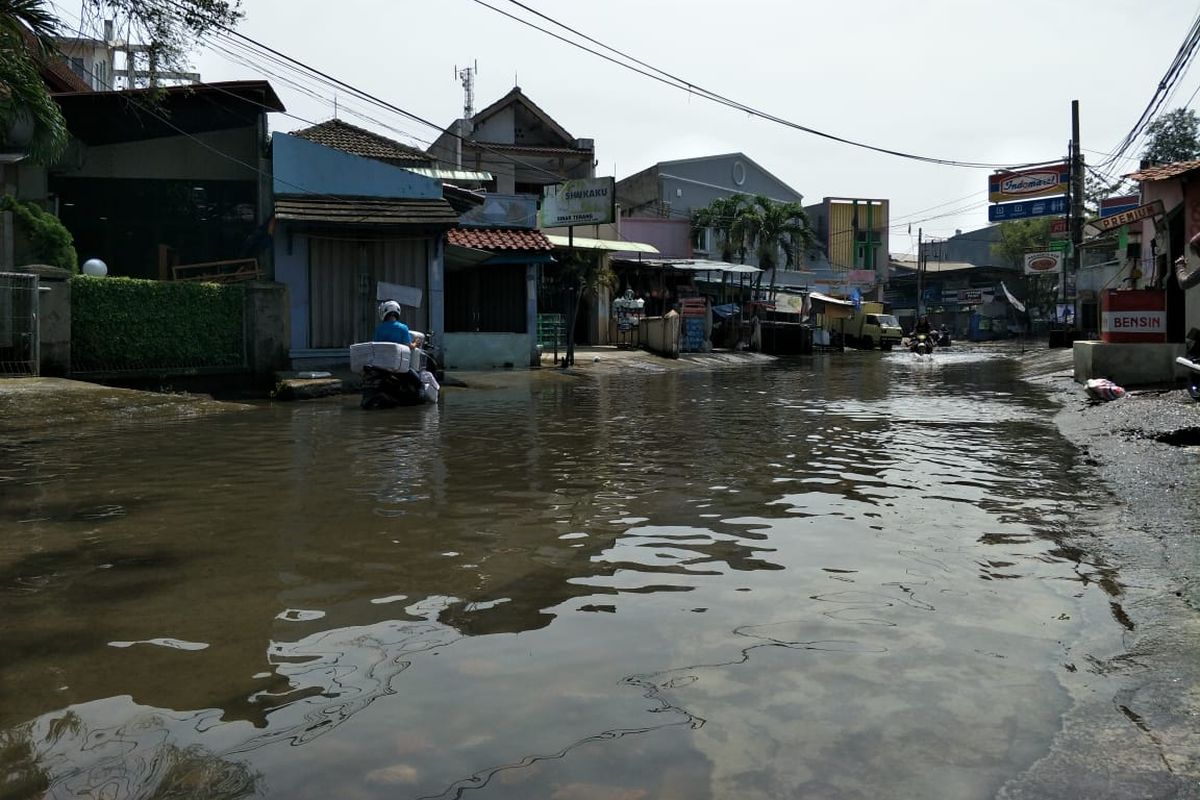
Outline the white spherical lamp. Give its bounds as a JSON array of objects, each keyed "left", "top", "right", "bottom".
[{"left": 81, "top": 258, "right": 108, "bottom": 277}]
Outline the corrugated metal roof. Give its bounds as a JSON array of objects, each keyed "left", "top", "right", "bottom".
[
  {"left": 809, "top": 291, "right": 855, "bottom": 307},
  {"left": 1126, "top": 159, "right": 1200, "bottom": 181},
  {"left": 546, "top": 234, "right": 658, "bottom": 253},
  {"left": 614, "top": 257, "right": 762, "bottom": 274},
  {"left": 446, "top": 228, "right": 552, "bottom": 251},
  {"left": 406, "top": 166, "right": 494, "bottom": 181},
  {"left": 275, "top": 196, "right": 458, "bottom": 226}
]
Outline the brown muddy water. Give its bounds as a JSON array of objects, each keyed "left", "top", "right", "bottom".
[{"left": 0, "top": 349, "right": 1124, "bottom": 799}]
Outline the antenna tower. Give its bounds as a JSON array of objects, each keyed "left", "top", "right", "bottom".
[{"left": 456, "top": 61, "right": 478, "bottom": 119}]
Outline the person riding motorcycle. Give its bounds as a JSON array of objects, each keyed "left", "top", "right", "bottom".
[
  {"left": 914, "top": 315, "right": 932, "bottom": 336},
  {"left": 374, "top": 300, "right": 412, "bottom": 346}
]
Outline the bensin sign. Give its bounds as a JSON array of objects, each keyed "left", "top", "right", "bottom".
[
  {"left": 988, "top": 163, "right": 1069, "bottom": 203},
  {"left": 538, "top": 177, "right": 616, "bottom": 227},
  {"left": 1023, "top": 250, "right": 1063, "bottom": 276},
  {"left": 1101, "top": 311, "right": 1166, "bottom": 333}
]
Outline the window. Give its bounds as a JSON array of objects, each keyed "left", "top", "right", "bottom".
[
  {"left": 692, "top": 227, "right": 711, "bottom": 254},
  {"left": 69, "top": 57, "right": 86, "bottom": 81}
]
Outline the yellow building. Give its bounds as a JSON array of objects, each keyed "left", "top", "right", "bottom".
[{"left": 804, "top": 197, "right": 890, "bottom": 280}]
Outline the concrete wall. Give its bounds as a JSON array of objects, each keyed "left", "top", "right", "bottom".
[
  {"left": 617, "top": 218, "right": 692, "bottom": 259},
  {"left": 244, "top": 281, "right": 290, "bottom": 376},
  {"left": 660, "top": 155, "right": 803, "bottom": 215},
  {"left": 54, "top": 129, "right": 260, "bottom": 182},
  {"left": 272, "top": 134, "right": 442, "bottom": 199},
  {"left": 274, "top": 225, "right": 310, "bottom": 351},
  {"left": 443, "top": 332, "right": 533, "bottom": 369},
  {"left": 1073, "top": 340, "right": 1187, "bottom": 387},
  {"left": 640, "top": 312, "right": 680, "bottom": 358}
]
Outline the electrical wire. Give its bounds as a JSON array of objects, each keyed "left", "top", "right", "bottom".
[{"left": 472, "top": 0, "right": 1046, "bottom": 171}]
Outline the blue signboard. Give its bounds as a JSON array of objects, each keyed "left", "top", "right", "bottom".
[
  {"left": 1099, "top": 198, "right": 1140, "bottom": 218},
  {"left": 988, "top": 196, "right": 1068, "bottom": 222}
]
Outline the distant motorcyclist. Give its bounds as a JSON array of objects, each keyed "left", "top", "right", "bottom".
[{"left": 914, "top": 315, "right": 932, "bottom": 336}]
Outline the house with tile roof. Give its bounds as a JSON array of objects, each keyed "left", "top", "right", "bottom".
[
  {"left": 271, "top": 132, "right": 459, "bottom": 367},
  {"left": 426, "top": 87, "right": 595, "bottom": 195},
  {"left": 290, "top": 119, "right": 434, "bottom": 169},
  {"left": 1122, "top": 159, "right": 1200, "bottom": 341}
]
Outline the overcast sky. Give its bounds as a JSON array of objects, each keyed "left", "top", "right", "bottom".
[{"left": 181, "top": 0, "right": 1198, "bottom": 256}]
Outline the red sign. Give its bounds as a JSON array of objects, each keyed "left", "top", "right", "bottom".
[
  {"left": 1100, "top": 289, "right": 1166, "bottom": 343},
  {"left": 1049, "top": 217, "right": 1069, "bottom": 239},
  {"left": 988, "top": 163, "right": 1070, "bottom": 203}
]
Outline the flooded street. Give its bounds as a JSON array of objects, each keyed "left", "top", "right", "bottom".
[{"left": 1, "top": 349, "right": 1126, "bottom": 800}]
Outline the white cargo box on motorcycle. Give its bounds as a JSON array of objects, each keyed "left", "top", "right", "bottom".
[{"left": 350, "top": 342, "right": 411, "bottom": 374}]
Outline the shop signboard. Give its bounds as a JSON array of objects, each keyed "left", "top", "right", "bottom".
[
  {"left": 538, "top": 177, "right": 615, "bottom": 227},
  {"left": 959, "top": 289, "right": 983, "bottom": 304},
  {"left": 1023, "top": 250, "right": 1063, "bottom": 276},
  {"left": 1099, "top": 195, "right": 1140, "bottom": 218},
  {"left": 988, "top": 196, "right": 1068, "bottom": 222},
  {"left": 988, "top": 163, "right": 1069, "bottom": 203},
  {"left": 1089, "top": 199, "right": 1164, "bottom": 233},
  {"left": 1049, "top": 217, "right": 1069, "bottom": 238}
]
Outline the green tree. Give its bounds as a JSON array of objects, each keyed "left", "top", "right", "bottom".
[
  {"left": 0, "top": 0, "right": 69, "bottom": 163},
  {"left": 691, "top": 194, "right": 750, "bottom": 263},
  {"left": 992, "top": 218, "right": 1060, "bottom": 318},
  {"left": 1, "top": 0, "right": 243, "bottom": 163},
  {"left": 736, "top": 194, "right": 815, "bottom": 296},
  {"left": 1142, "top": 108, "right": 1200, "bottom": 164}
]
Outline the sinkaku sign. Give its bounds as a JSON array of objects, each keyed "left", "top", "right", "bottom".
[{"left": 539, "top": 177, "right": 616, "bottom": 227}]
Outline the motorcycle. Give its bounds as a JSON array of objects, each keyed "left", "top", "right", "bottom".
[
  {"left": 1176, "top": 327, "right": 1200, "bottom": 401},
  {"left": 909, "top": 332, "right": 934, "bottom": 356},
  {"left": 934, "top": 327, "right": 952, "bottom": 347}
]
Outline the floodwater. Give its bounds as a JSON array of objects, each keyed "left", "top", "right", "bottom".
[{"left": 0, "top": 348, "right": 1125, "bottom": 800}]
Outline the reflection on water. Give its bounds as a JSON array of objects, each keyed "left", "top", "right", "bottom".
[{"left": 0, "top": 349, "right": 1123, "bottom": 799}]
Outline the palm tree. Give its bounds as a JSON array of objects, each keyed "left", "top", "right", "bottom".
[
  {"left": 1, "top": 0, "right": 70, "bottom": 163},
  {"left": 691, "top": 194, "right": 751, "bottom": 263},
  {"left": 737, "top": 194, "right": 815, "bottom": 298}
]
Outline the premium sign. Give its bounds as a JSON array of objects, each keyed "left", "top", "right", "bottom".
[
  {"left": 1101, "top": 311, "right": 1166, "bottom": 334},
  {"left": 1090, "top": 199, "right": 1164, "bottom": 233},
  {"left": 988, "top": 163, "right": 1070, "bottom": 203},
  {"left": 538, "top": 177, "right": 615, "bottom": 227},
  {"left": 1024, "top": 250, "right": 1063, "bottom": 276}
]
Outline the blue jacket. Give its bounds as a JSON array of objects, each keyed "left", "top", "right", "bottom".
[{"left": 373, "top": 320, "right": 412, "bottom": 345}]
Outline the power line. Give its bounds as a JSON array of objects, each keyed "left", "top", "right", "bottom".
[{"left": 472, "top": 0, "right": 1044, "bottom": 170}]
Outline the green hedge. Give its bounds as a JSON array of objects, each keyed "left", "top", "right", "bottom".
[
  {"left": 71, "top": 276, "right": 245, "bottom": 372},
  {"left": 0, "top": 196, "right": 78, "bottom": 272}
]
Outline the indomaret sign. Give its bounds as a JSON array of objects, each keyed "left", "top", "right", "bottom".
[
  {"left": 538, "top": 177, "right": 616, "bottom": 227},
  {"left": 988, "top": 163, "right": 1070, "bottom": 203}
]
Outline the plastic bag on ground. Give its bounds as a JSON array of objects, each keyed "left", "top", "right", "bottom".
[{"left": 1084, "top": 378, "right": 1126, "bottom": 401}]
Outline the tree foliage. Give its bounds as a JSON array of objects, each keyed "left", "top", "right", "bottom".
[
  {"left": 691, "top": 194, "right": 814, "bottom": 268},
  {"left": 1143, "top": 108, "right": 1200, "bottom": 164},
  {"left": 1, "top": 0, "right": 242, "bottom": 163},
  {"left": 991, "top": 219, "right": 1061, "bottom": 318},
  {"left": 0, "top": 195, "right": 77, "bottom": 269},
  {"left": 0, "top": 0, "right": 69, "bottom": 162},
  {"left": 691, "top": 195, "right": 750, "bottom": 263},
  {"left": 991, "top": 218, "right": 1051, "bottom": 268}
]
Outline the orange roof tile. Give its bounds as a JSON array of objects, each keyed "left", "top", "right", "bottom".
[
  {"left": 1126, "top": 159, "right": 1200, "bottom": 182},
  {"left": 446, "top": 228, "right": 552, "bottom": 251}
]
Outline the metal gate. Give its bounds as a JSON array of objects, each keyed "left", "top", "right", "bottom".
[
  {"left": 309, "top": 236, "right": 430, "bottom": 348},
  {"left": 0, "top": 272, "right": 38, "bottom": 377}
]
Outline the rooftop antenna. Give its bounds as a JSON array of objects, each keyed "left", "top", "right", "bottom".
[
  {"left": 333, "top": 92, "right": 338, "bottom": 119},
  {"left": 456, "top": 60, "right": 477, "bottom": 119}
]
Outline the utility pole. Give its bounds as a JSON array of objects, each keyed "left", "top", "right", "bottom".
[
  {"left": 916, "top": 227, "right": 924, "bottom": 317},
  {"left": 1070, "top": 100, "right": 1085, "bottom": 330}
]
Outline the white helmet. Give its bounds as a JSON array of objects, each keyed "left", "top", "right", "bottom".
[{"left": 378, "top": 300, "right": 402, "bottom": 321}]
